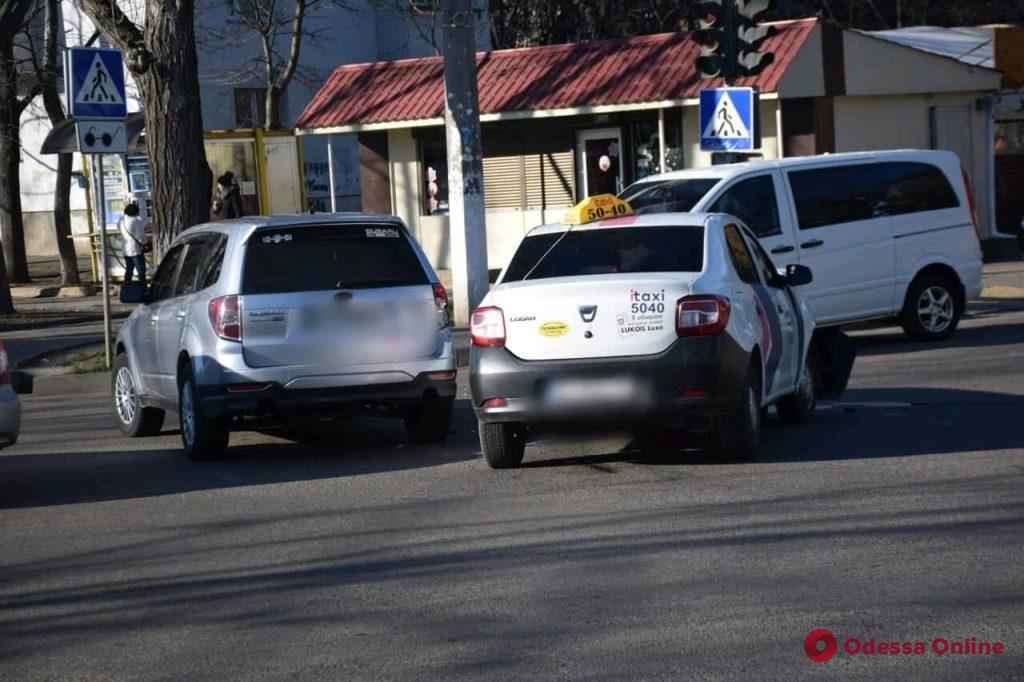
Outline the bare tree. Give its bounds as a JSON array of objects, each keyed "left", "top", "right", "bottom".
[
  {"left": 201, "top": 0, "right": 349, "bottom": 130},
  {"left": 0, "top": 0, "right": 33, "bottom": 311},
  {"left": 78, "top": 0, "right": 212, "bottom": 253},
  {"left": 0, "top": 0, "right": 40, "bottom": 285},
  {"left": 21, "top": 0, "right": 82, "bottom": 287}
]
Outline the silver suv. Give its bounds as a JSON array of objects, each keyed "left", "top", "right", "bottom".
[{"left": 114, "top": 214, "right": 457, "bottom": 459}]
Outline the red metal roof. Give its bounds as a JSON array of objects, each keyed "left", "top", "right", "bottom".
[{"left": 296, "top": 18, "right": 818, "bottom": 130}]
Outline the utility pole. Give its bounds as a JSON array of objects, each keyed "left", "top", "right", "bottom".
[{"left": 440, "top": 0, "right": 488, "bottom": 326}]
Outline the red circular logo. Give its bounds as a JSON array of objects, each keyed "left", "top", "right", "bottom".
[{"left": 804, "top": 629, "right": 838, "bottom": 662}]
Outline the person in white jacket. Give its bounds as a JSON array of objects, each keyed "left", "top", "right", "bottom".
[{"left": 118, "top": 202, "right": 150, "bottom": 283}]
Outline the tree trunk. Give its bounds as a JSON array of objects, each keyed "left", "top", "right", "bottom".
[
  {"left": 53, "top": 152, "right": 81, "bottom": 286},
  {"left": 138, "top": 19, "right": 212, "bottom": 255},
  {"left": 79, "top": 0, "right": 211, "bottom": 256},
  {"left": 0, "top": 41, "right": 31, "bottom": 283},
  {"left": 265, "top": 84, "right": 282, "bottom": 131},
  {"left": 0, "top": 225, "right": 13, "bottom": 314}
]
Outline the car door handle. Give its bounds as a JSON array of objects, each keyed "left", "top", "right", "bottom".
[
  {"left": 770, "top": 245, "right": 795, "bottom": 254},
  {"left": 175, "top": 308, "right": 187, "bottom": 319},
  {"left": 800, "top": 239, "right": 824, "bottom": 249}
]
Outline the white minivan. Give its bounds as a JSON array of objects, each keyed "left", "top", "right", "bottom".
[{"left": 620, "top": 150, "right": 983, "bottom": 340}]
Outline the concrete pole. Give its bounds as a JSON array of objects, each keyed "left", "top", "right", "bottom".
[
  {"left": 326, "top": 134, "right": 338, "bottom": 213},
  {"left": 93, "top": 154, "right": 112, "bottom": 369},
  {"left": 441, "top": 0, "right": 489, "bottom": 326}
]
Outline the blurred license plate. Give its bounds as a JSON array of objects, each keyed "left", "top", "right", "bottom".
[{"left": 543, "top": 376, "right": 640, "bottom": 407}]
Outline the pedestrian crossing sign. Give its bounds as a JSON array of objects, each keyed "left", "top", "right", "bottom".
[
  {"left": 67, "top": 48, "right": 127, "bottom": 120},
  {"left": 699, "top": 87, "right": 757, "bottom": 152}
]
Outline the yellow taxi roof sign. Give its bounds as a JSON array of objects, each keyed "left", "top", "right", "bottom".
[{"left": 562, "top": 194, "right": 633, "bottom": 226}]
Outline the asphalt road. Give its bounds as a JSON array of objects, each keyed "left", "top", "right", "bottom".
[{"left": 1, "top": 309, "right": 1023, "bottom": 678}]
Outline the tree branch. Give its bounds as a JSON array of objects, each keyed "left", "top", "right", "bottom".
[{"left": 76, "top": 0, "right": 144, "bottom": 54}]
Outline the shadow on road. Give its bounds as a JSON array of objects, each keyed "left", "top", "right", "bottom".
[
  {"left": 0, "top": 400, "right": 480, "bottom": 510},
  {"left": 853, "top": 319, "right": 1024, "bottom": 356},
  {"left": 518, "top": 387, "right": 1024, "bottom": 469}
]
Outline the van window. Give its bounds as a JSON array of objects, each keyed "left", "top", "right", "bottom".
[
  {"left": 723, "top": 224, "right": 758, "bottom": 284},
  {"left": 789, "top": 161, "right": 960, "bottom": 230},
  {"left": 788, "top": 164, "right": 886, "bottom": 230},
  {"left": 502, "top": 225, "right": 705, "bottom": 282},
  {"left": 881, "top": 162, "right": 959, "bottom": 215},
  {"left": 242, "top": 224, "right": 428, "bottom": 295},
  {"left": 620, "top": 178, "right": 719, "bottom": 214},
  {"left": 709, "top": 175, "right": 782, "bottom": 237}
]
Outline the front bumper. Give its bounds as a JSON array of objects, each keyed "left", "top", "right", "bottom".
[
  {"left": 470, "top": 335, "right": 749, "bottom": 427},
  {"left": 198, "top": 371, "right": 456, "bottom": 420}
]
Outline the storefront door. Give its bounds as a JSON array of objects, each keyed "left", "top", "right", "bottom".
[{"left": 577, "top": 128, "right": 623, "bottom": 198}]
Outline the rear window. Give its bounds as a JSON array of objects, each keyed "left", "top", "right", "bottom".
[
  {"left": 619, "top": 178, "right": 719, "bottom": 214},
  {"left": 502, "top": 225, "right": 705, "bottom": 283},
  {"left": 242, "top": 224, "right": 428, "bottom": 295}
]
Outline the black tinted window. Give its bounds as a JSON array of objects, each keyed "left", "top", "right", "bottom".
[
  {"left": 620, "top": 178, "right": 719, "bottom": 214},
  {"left": 502, "top": 225, "right": 705, "bottom": 282},
  {"left": 175, "top": 235, "right": 217, "bottom": 296},
  {"left": 724, "top": 224, "right": 758, "bottom": 284},
  {"left": 789, "top": 164, "right": 886, "bottom": 230},
  {"left": 198, "top": 235, "right": 227, "bottom": 290},
  {"left": 243, "top": 224, "right": 428, "bottom": 295},
  {"left": 149, "top": 245, "right": 184, "bottom": 302},
  {"left": 881, "top": 162, "right": 959, "bottom": 215},
  {"left": 710, "top": 175, "right": 782, "bottom": 237}
]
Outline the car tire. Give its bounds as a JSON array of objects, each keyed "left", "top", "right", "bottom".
[
  {"left": 112, "top": 353, "right": 165, "bottom": 437},
  {"left": 776, "top": 354, "right": 816, "bottom": 424},
  {"left": 714, "top": 361, "right": 762, "bottom": 462},
  {"left": 900, "top": 275, "right": 961, "bottom": 341},
  {"left": 403, "top": 394, "right": 454, "bottom": 444},
  {"left": 178, "top": 364, "right": 229, "bottom": 461},
  {"left": 480, "top": 421, "right": 526, "bottom": 469}
]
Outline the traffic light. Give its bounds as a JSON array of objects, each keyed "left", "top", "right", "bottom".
[
  {"left": 734, "top": 0, "right": 775, "bottom": 77},
  {"left": 687, "top": 0, "right": 775, "bottom": 83},
  {"left": 688, "top": 1, "right": 729, "bottom": 79}
]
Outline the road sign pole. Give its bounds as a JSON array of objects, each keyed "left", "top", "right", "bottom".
[{"left": 92, "top": 154, "right": 112, "bottom": 369}]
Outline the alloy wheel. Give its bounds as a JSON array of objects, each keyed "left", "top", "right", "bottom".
[
  {"left": 917, "top": 286, "right": 954, "bottom": 334},
  {"left": 114, "top": 367, "right": 137, "bottom": 425}
]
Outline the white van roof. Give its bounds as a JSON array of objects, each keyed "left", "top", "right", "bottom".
[{"left": 635, "top": 149, "right": 961, "bottom": 185}]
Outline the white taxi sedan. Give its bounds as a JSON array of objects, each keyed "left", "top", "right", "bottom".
[{"left": 469, "top": 195, "right": 855, "bottom": 469}]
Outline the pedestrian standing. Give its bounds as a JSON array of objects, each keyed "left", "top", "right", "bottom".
[
  {"left": 213, "top": 171, "right": 245, "bottom": 219},
  {"left": 119, "top": 202, "right": 150, "bottom": 283}
]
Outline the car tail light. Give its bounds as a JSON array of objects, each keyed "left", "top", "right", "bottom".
[
  {"left": 481, "top": 397, "right": 507, "bottom": 408},
  {"left": 0, "top": 341, "right": 9, "bottom": 386},
  {"left": 432, "top": 283, "right": 450, "bottom": 328},
  {"left": 961, "top": 165, "right": 981, "bottom": 240},
  {"left": 470, "top": 306, "right": 505, "bottom": 348},
  {"left": 676, "top": 295, "right": 730, "bottom": 337},
  {"left": 209, "top": 295, "right": 241, "bottom": 342}
]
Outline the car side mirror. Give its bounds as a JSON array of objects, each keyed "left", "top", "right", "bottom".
[
  {"left": 10, "top": 370, "right": 33, "bottom": 395},
  {"left": 119, "top": 280, "right": 148, "bottom": 304},
  {"left": 785, "top": 264, "right": 813, "bottom": 287}
]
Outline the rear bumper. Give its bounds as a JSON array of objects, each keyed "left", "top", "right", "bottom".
[
  {"left": 198, "top": 371, "right": 456, "bottom": 420},
  {"left": 470, "top": 335, "right": 749, "bottom": 427}
]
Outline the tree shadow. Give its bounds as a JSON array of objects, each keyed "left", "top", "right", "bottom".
[
  {"left": 514, "top": 387, "right": 1024, "bottom": 468},
  {"left": 0, "top": 399, "right": 480, "bottom": 510}
]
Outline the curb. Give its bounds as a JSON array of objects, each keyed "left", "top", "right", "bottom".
[{"left": 15, "top": 339, "right": 107, "bottom": 370}]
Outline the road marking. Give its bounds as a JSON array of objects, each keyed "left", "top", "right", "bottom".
[{"left": 819, "top": 401, "right": 913, "bottom": 409}]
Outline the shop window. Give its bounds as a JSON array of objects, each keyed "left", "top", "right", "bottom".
[
  {"left": 629, "top": 120, "right": 660, "bottom": 183},
  {"left": 420, "top": 138, "right": 449, "bottom": 215},
  {"left": 995, "top": 120, "right": 1024, "bottom": 154},
  {"left": 663, "top": 108, "right": 684, "bottom": 172}
]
